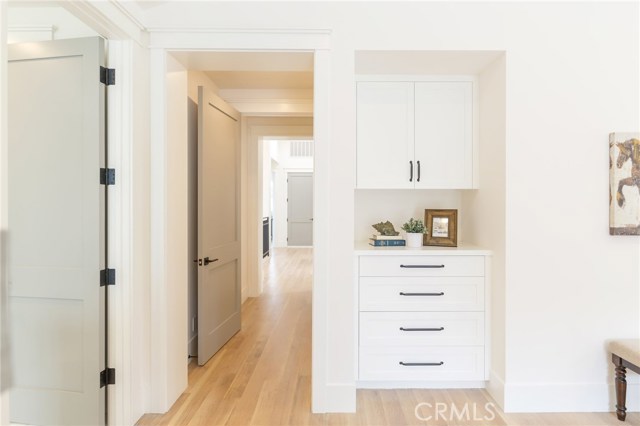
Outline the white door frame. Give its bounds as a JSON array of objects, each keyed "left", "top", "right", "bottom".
[
  {"left": 0, "top": 4, "right": 10, "bottom": 424},
  {"left": 148, "top": 29, "right": 333, "bottom": 413}
]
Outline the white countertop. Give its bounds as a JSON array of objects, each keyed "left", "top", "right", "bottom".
[{"left": 354, "top": 241, "right": 492, "bottom": 256}]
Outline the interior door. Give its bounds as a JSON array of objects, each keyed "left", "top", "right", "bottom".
[
  {"left": 197, "top": 86, "right": 241, "bottom": 365},
  {"left": 8, "top": 37, "right": 106, "bottom": 425},
  {"left": 287, "top": 173, "right": 313, "bottom": 246}
]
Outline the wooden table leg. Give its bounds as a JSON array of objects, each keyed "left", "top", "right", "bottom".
[{"left": 614, "top": 355, "right": 627, "bottom": 421}]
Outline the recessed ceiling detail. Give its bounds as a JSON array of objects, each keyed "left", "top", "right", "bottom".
[{"left": 205, "top": 71, "right": 313, "bottom": 90}]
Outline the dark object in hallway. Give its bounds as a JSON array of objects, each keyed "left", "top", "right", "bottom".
[{"left": 263, "top": 217, "right": 270, "bottom": 257}]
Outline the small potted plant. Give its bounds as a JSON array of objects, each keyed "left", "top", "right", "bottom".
[{"left": 402, "top": 218, "right": 426, "bottom": 248}]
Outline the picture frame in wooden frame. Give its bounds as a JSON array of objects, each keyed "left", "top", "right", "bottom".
[{"left": 424, "top": 209, "right": 458, "bottom": 247}]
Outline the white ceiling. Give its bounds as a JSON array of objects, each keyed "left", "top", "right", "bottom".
[
  {"left": 168, "top": 51, "right": 314, "bottom": 90},
  {"left": 205, "top": 71, "right": 313, "bottom": 90},
  {"left": 169, "top": 51, "right": 314, "bottom": 72}
]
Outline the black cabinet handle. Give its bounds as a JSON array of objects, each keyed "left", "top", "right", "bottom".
[
  {"left": 399, "top": 327, "right": 444, "bottom": 332},
  {"left": 399, "top": 361, "right": 444, "bottom": 366},
  {"left": 203, "top": 257, "right": 219, "bottom": 265},
  {"left": 417, "top": 160, "right": 421, "bottom": 182},
  {"left": 399, "top": 292, "right": 445, "bottom": 296},
  {"left": 409, "top": 161, "right": 413, "bottom": 182},
  {"left": 400, "top": 264, "right": 445, "bottom": 268}
]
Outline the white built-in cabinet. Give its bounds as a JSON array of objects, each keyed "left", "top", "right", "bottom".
[
  {"left": 356, "top": 80, "right": 473, "bottom": 189},
  {"left": 355, "top": 245, "right": 491, "bottom": 387}
]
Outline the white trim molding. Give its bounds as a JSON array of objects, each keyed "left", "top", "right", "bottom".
[
  {"left": 0, "top": 3, "right": 9, "bottom": 422},
  {"left": 61, "top": 0, "right": 148, "bottom": 46},
  {"left": 487, "top": 370, "right": 505, "bottom": 410},
  {"left": 148, "top": 28, "right": 331, "bottom": 50},
  {"left": 503, "top": 381, "right": 640, "bottom": 413},
  {"left": 147, "top": 28, "right": 337, "bottom": 415}
]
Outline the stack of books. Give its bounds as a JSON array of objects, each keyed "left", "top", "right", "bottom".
[{"left": 369, "top": 234, "right": 406, "bottom": 247}]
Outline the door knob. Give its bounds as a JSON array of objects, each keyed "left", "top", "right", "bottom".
[{"left": 203, "top": 257, "right": 219, "bottom": 266}]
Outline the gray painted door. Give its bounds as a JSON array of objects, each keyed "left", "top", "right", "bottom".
[
  {"left": 287, "top": 173, "right": 313, "bottom": 246},
  {"left": 197, "top": 86, "right": 241, "bottom": 365},
  {"left": 8, "top": 37, "right": 106, "bottom": 425}
]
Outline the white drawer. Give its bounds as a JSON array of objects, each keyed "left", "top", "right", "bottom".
[
  {"left": 359, "top": 255, "right": 484, "bottom": 277},
  {"left": 359, "top": 346, "right": 485, "bottom": 381},
  {"left": 360, "top": 276, "right": 484, "bottom": 311},
  {"left": 360, "top": 312, "right": 484, "bottom": 347}
]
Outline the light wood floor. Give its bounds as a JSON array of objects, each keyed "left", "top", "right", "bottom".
[{"left": 137, "top": 247, "right": 639, "bottom": 426}]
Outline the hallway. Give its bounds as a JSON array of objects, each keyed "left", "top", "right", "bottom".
[
  {"left": 138, "top": 248, "right": 315, "bottom": 425},
  {"left": 137, "top": 248, "right": 637, "bottom": 426}
]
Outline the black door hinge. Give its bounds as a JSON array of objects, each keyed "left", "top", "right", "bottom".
[
  {"left": 100, "top": 368, "right": 115, "bottom": 388},
  {"left": 100, "top": 168, "right": 115, "bottom": 185},
  {"left": 100, "top": 66, "right": 116, "bottom": 86},
  {"left": 100, "top": 268, "right": 116, "bottom": 286}
]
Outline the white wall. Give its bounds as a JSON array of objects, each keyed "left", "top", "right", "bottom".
[
  {"left": 128, "top": 40, "right": 151, "bottom": 424},
  {"left": 262, "top": 141, "right": 272, "bottom": 219},
  {"left": 7, "top": 6, "right": 96, "bottom": 42},
  {"left": 461, "top": 53, "right": 507, "bottom": 406},
  {"left": 149, "top": 50, "right": 188, "bottom": 412},
  {"left": 355, "top": 190, "right": 463, "bottom": 243},
  {"left": 138, "top": 1, "right": 640, "bottom": 413}
]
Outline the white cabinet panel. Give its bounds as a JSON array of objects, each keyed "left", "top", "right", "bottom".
[
  {"left": 356, "top": 82, "right": 414, "bottom": 189},
  {"left": 359, "top": 276, "right": 484, "bottom": 312},
  {"left": 360, "top": 312, "right": 484, "bottom": 347},
  {"left": 360, "top": 255, "right": 484, "bottom": 277},
  {"left": 414, "top": 82, "right": 472, "bottom": 188},
  {"left": 356, "top": 80, "right": 473, "bottom": 189},
  {"left": 359, "top": 346, "right": 485, "bottom": 381}
]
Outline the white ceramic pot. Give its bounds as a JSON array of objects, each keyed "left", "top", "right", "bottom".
[{"left": 406, "top": 233, "right": 423, "bottom": 248}]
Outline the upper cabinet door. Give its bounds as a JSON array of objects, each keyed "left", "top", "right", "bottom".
[
  {"left": 414, "top": 82, "right": 473, "bottom": 189},
  {"left": 357, "top": 82, "right": 414, "bottom": 189}
]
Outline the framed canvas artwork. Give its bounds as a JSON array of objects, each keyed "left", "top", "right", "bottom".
[{"left": 610, "top": 132, "right": 640, "bottom": 235}]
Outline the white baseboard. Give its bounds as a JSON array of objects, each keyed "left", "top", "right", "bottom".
[
  {"left": 324, "top": 383, "right": 356, "bottom": 413},
  {"left": 357, "top": 380, "right": 486, "bottom": 389},
  {"left": 504, "top": 381, "right": 639, "bottom": 413},
  {"left": 486, "top": 370, "right": 505, "bottom": 410}
]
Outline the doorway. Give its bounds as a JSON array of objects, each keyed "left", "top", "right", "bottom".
[
  {"left": 177, "top": 51, "right": 315, "bottom": 380},
  {"left": 263, "top": 139, "right": 314, "bottom": 249},
  {"left": 287, "top": 172, "right": 314, "bottom": 246},
  {"left": 149, "top": 36, "right": 334, "bottom": 414}
]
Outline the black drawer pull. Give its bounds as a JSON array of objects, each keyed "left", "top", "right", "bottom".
[
  {"left": 399, "top": 327, "right": 445, "bottom": 332},
  {"left": 399, "top": 292, "right": 444, "bottom": 296},
  {"left": 399, "top": 361, "right": 444, "bottom": 367},
  {"left": 400, "top": 264, "right": 445, "bottom": 269}
]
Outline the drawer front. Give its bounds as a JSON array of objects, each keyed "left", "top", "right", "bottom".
[
  {"left": 360, "top": 276, "right": 484, "bottom": 311},
  {"left": 360, "top": 312, "right": 484, "bottom": 347},
  {"left": 360, "top": 255, "right": 484, "bottom": 277},
  {"left": 359, "top": 346, "right": 485, "bottom": 381}
]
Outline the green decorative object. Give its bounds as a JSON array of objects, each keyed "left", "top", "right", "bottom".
[
  {"left": 372, "top": 221, "right": 400, "bottom": 236},
  {"left": 402, "top": 218, "right": 427, "bottom": 234}
]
